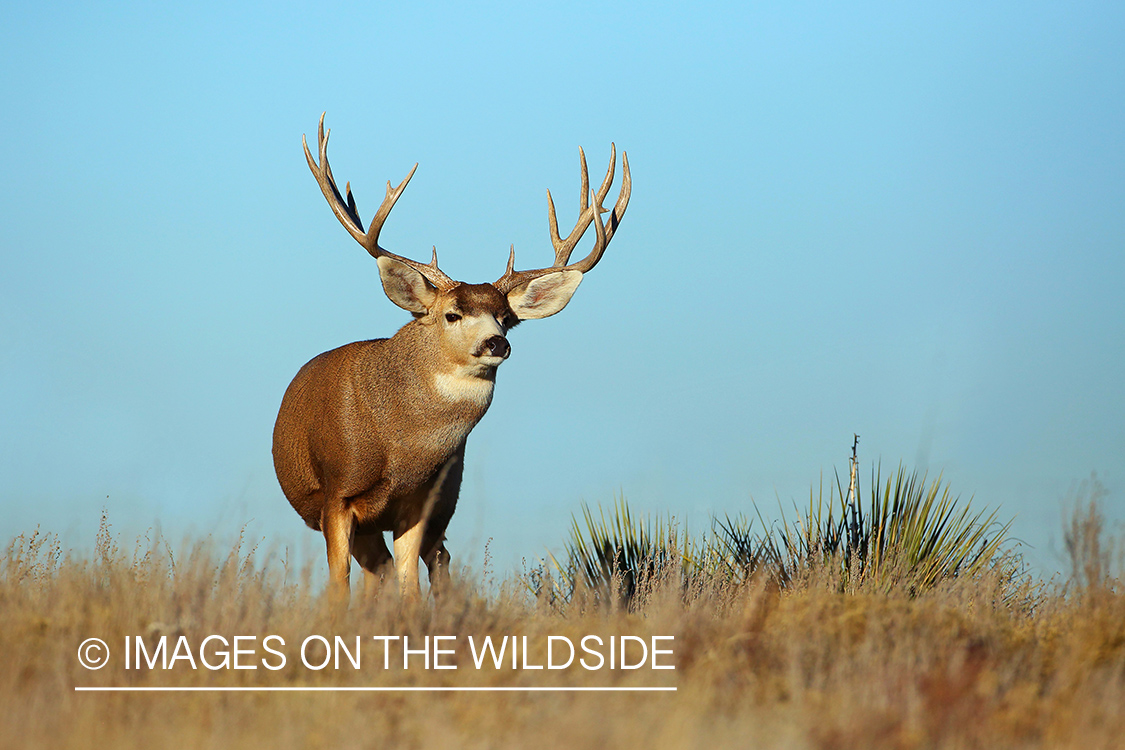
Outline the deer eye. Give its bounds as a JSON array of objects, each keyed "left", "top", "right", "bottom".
[{"left": 445, "top": 312, "right": 462, "bottom": 323}]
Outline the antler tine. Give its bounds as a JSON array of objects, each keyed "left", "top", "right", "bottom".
[
  {"left": 606, "top": 149, "right": 630, "bottom": 243},
  {"left": 495, "top": 144, "right": 629, "bottom": 294},
  {"left": 365, "top": 165, "right": 418, "bottom": 251},
  {"left": 580, "top": 184, "right": 609, "bottom": 274},
  {"left": 547, "top": 144, "right": 620, "bottom": 266},
  {"left": 579, "top": 146, "right": 591, "bottom": 213},
  {"left": 303, "top": 113, "right": 456, "bottom": 291},
  {"left": 303, "top": 126, "right": 366, "bottom": 244}
]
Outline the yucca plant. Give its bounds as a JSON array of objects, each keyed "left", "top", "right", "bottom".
[
  {"left": 862, "top": 465, "right": 1011, "bottom": 589},
  {"left": 727, "top": 464, "right": 1012, "bottom": 592},
  {"left": 711, "top": 514, "right": 770, "bottom": 584},
  {"left": 707, "top": 471, "right": 853, "bottom": 589},
  {"left": 553, "top": 495, "right": 691, "bottom": 606},
  {"left": 544, "top": 464, "right": 1013, "bottom": 604}
]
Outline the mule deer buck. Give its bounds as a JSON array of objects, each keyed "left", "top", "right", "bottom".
[{"left": 273, "top": 114, "right": 630, "bottom": 602}]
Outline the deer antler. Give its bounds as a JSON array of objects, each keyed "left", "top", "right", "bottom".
[
  {"left": 303, "top": 113, "right": 457, "bottom": 291},
  {"left": 494, "top": 144, "right": 630, "bottom": 294}
]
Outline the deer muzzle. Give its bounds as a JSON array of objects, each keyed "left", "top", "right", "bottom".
[{"left": 480, "top": 335, "right": 510, "bottom": 360}]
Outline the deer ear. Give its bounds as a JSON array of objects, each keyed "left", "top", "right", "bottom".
[
  {"left": 377, "top": 257, "right": 437, "bottom": 313},
  {"left": 506, "top": 270, "right": 583, "bottom": 320}
]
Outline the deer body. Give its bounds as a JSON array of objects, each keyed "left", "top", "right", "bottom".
[
  {"left": 274, "top": 285, "right": 510, "bottom": 597},
  {"left": 274, "top": 333, "right": 483, "bottom": 534},
  {"left": 273, "top": 115, "right": 629, "bottom": 602}
]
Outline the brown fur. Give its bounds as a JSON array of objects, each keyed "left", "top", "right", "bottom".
[{"left": 272, "top": 284, "right": 516, "bottom": 602}]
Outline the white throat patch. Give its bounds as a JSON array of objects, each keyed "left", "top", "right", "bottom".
[{"left": 433, "top": 369, "right": 496, "bottom": 407}]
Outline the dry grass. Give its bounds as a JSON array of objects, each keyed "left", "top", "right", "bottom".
[{"left": 2, "top": 494, "right": 1122, "bottom": 750}]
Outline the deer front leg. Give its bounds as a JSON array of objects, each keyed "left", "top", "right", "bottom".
[
  {"left": 321, "top": 498, "right": 356, "bottom": 604},
  {"left": 394, "top": 454, "right": 459, "bottom": 602},
  {"left": 393, "top": 521, "right": 426, "bottom": 603}
]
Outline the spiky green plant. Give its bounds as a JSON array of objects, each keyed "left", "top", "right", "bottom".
[
  {"left": 862, "top": 465, "right": 1011, "bottom": 589},
  {"left": 721, "top": 464, "right": 1013, "bottom": 591},
  {"left": 711, "top": 514, "right": 767, "bottom": 584},
  {"left": 553, "top": 495, "right": 691, "bottom": 605},
  {"left": 542, "top": 465, "right": 1014, "bottom": 605}
]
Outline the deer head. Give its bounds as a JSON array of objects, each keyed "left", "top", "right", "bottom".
[{"left": 302, "top": 113, "right": 630, "bottom": 376}]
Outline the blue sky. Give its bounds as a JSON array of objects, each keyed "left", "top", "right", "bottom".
[{"left": 1, "top": 1, "right": 1122, "bottom": 576}]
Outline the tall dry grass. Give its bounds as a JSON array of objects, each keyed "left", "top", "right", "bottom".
[{"left": 2, "top": 490, "right": 1123, "bottom": 750}]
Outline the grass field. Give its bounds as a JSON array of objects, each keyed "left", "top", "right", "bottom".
[{"left": 2, "top": 479, "right": 1122, "bottom": 750}]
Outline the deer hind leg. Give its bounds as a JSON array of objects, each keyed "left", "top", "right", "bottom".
[
  {"left": 352, "top": 532, "right": 393, "bottom": 600},
  {"left": 321, "top": 497, "right": 356, "bottom": 604}
]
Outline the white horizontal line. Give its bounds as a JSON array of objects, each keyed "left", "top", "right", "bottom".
[{"left": 75, "top": 686, "right": 676, "bottom": 692}]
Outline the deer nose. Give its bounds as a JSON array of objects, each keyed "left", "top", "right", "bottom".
[{"left": 483, "top": 335, "right": 510, "bottom": 359}]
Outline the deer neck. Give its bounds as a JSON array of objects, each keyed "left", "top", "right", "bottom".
[
  {"left": 395, "top": 320, "right": 497, "bottom": 412},
  {"left": 432, "top": 366, "right": 496, "bottom": 409}
]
